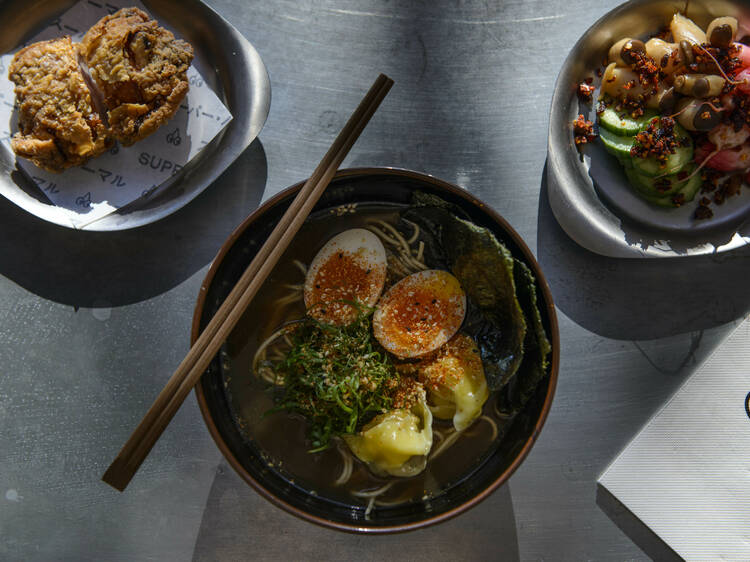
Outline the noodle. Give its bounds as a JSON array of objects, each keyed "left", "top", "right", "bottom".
[
  {"left": 257, "top": 365, "right": 278, "bottom": 385},
  {"left": 432, "top": 428, "right": 445, "bottom": 446},
  {"left": 366, "top": 224, "right": 400, "bottom": 246},
  {"left": 252, "top": 322, "right": 302, "bottom": 383},
  {"left": 350, "top": 480, "right": 397, "bottom": 519},
  {"left": 259, "top": 262, "right": 305, "bottom": 357},
  {"left": 292, "top": 259, "right": 308, "bottom": 276},
  {"left": 493, "top": 399, "right": 515, "bottom": 421},
  {"left": 415, "top": 240, "right": 425, "bottom": 263},
  {"left": 274, "top": 291, "right": 303, "bottom": 307},
  {"left": 480, "top": 415, "right": 499, "bottom": 442},
  {"left": 366, "top": 219, "right": 427, "bottom": 275},
  {"left": 269, "top": 263, "right": 306, "bottom": 311},
  {"left": 351, "top": 480, "right": 396, "bottom": 519},
  {"left": 428, "top": 428, "right": 460, "bottom": 461},
  {"left": 374, "top": 219, "right": 408, "bottom": 244},
  {"left": 334, "top": 441, "right": 354, "bottom": 486},
  {"left": 350, "top": 481, "right": 396, "bottom": 498},
  {"left": 365, "top": 497, "right": 376, "bottom": 519},
  {"left": 334, "top": 443, "right": 412, "bottom": 514},
  {"left": 374, "top": 497, "right": 409, "bottom": 507},
  {"left": 427, "top": 416, "right": 499, "bottom": 461},
  {"left": 404, "top": 219, "right": 420, "bottom": 244}
]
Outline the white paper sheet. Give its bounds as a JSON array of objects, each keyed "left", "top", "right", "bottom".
[
  {"left": 0, "top": 0, "right": 232, "bottom": 229},
  {"left": 599, "top": 317, "right": 750, "bottom": 561}
]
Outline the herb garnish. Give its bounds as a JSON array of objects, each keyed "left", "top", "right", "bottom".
[{"left": 267, "top": 308, "right": 400, "bottom": 452}]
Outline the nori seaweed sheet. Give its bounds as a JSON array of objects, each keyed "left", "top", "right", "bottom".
[
  {"left": 496, "top": 259, "right": 552, "bottom": 417},
  {"left": 402, "top": 193, "right": 550, "bottom": 404}
]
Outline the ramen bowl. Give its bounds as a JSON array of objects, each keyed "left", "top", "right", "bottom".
[{"left": 192, "top": 168, "right": 559, "bottom": 533}]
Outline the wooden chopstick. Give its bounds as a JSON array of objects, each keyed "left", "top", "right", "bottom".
[{"left": 102, "top": 73, "right": 394, "bottom": 492}]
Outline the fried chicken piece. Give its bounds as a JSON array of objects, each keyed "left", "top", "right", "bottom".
[
  {"left": 79, "top": 7, "right": 193, "bottom": 146},
  {"left": 9, "top": 37, "right": 110, "bottom": 172}
]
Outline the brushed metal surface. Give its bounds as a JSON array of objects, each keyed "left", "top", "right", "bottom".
[
  {"left": 0, "top": 0, "right": 749, "bottom": 561},
  {"left": 548, "top": 0, "right": 750, "bottom": 258},
  {"left": 0, "top": 0, "right": 270, "bottom": 231}
]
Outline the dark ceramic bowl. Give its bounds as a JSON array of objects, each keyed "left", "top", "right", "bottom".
[{"left": 192, "top": 168, "right": 559, "bottom": 533}]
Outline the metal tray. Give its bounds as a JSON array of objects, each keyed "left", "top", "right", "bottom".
[
  {"left": 547, "top": 0, "right": 750, "bottom": 258},
  {"left": 0, "top": 0, "right": 270, "bottom": 231}
]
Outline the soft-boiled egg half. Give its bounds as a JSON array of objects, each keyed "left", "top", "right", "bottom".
[
  {"left": 303, "top": 228, "right": 387, "bottom": 325},
  {"left": 373, "top": 269, "right": 466, "bottom": 358}
]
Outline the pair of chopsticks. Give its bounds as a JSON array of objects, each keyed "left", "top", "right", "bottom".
[{"left": 102, "top": 73, "right": 394, "bottom": 491}]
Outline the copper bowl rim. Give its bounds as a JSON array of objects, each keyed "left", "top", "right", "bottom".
[{"left": 192, "top": 166, "right": 560, "bottom": 534}]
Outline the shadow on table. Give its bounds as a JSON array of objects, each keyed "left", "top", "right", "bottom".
[
  {"left": 191, "top": 462, "right": 520, "bottom": 561},
  {"left": 536, "top": 160, "right": 750, "bottom": 341},
  {"left": 596, "top": 484, "right": 682, "bottom": 562},
  {"left": 0, "top": 139, "right": 267, "bottom": 308}
]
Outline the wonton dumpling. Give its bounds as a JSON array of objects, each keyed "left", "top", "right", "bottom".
[
  {"left": 416, "top": 333, "right": 489, "bottom": 432},
  {"left": 343, "top": 390, "right": 433, "bottom": 477}
]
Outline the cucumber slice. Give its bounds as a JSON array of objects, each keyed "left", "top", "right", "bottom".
[
  {"left": 599, "top": 127, "right": 634, "bottom": 159},
  {"left": 599, "top": 107, "right": 657, "bottom": 135},
  {"left": 631, "top": 126, "right": 694, "bottom": 177},
  {"left": 624, "top": 167, "right": 701, "bottom": 207},
  {"left": 674, "top": 170, "right": 701, "bottom": 203},
  {"left": 617, "top": 155, "right": 634, "bottom": 169},
  {"left": 625, "top": 166, "right": 692, "bottom": 197},
  {"left": 624, "top": 168, "right": 676, "bottom": 207}
]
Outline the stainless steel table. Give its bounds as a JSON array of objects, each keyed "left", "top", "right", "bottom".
[{"left": 1, "top": 1, "right": 749, "bottom": 560}]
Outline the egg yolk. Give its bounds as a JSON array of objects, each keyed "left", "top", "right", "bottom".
[
  {"left": 305, "top": 248, "right": 386, "bottom": 325},
  {"left": 374, "top": 270, "right": 465, "bottom": 358}
]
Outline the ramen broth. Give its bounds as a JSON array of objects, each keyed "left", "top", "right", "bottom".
[{"left": 224, "top": 205, "right": 505, "bottom": 509}]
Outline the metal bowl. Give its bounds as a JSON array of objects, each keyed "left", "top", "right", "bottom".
[
  {"left": 191, "top": 168, "right": 560, "bottom": 533},
  {"left": 547, "top": 0, "right": 750, "bottom": 258},
  {"left": 0, "top": 0, "right": 270, "bottom": 231}
]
